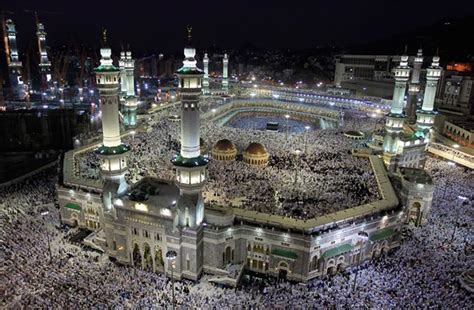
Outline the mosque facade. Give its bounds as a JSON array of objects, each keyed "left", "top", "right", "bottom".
[{"left": 58, "top": 35, "right": 434, "bottom": 283}]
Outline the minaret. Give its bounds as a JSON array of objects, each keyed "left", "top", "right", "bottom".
[
  {"left": 94, "top": 30, "right": 130, "bottom": 208},
  {"left": 171, "top": 26, "right": 209, "bottom": 280},
  {"left": 416, "top": 55, "right": 442, "bottom": 138},
  {"left": 4, "top": 19, "right": 25, "bottom": 99},
  {"left": 119, "top": 51, "right": 127, "bottom": 94},
  {"left": 203, "top": 53, "right": 209, "bottom": 95},
  {"left": 406, "top": 49, "right": 423, "bottom": 125},
  {"left": 383, "top": 54, "right": 411, "bottom": 161},
  {"left": 123, "top": 50, "right": 138, "bottom": 128},
  {"left": 222, "top": 53, "right": 229, "bottom": 93},
  {"left": 36, "top": 22, "right": 52, "bottom": 91}
]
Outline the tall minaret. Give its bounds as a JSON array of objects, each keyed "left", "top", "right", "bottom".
[
  {"left": 222, "top": 53, "right": 229, "bottom": 93},
  {"left": 383, "top": 54, "right": 411, "bottom": 159},
  {"left": 36, "top": 22, "right": 52, "bottom": 91},
  {"left": 5, "top": 19, "right": 25, "bottom": 99},
  {"left": 416, "top": 55, "right": 442, "bottom": 137},
  {"left": 406, "top": 49, "right": 423, "bottom": 125},
  {"left": 94, "top": 30, "right": 130, "bottom": 208},
  {"left": 171, "top": 26, "right": 209, "bottom": 280},
  {"left": 123, "top": 50, "right": 138, "bottom": 128},
  {"left": 119, "top": 51, "right": 127, "bottom": 94},
  {"left": 203, "top": 53, "right": 210, "bottom": 95}
]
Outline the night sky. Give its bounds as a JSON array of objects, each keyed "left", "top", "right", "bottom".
[{"left": 2, "top": 0, "right": 474, "bottom": 54}]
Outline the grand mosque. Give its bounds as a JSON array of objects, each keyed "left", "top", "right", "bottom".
[{"left": 57, "top": 30, "right": 436, "bottom": 284}]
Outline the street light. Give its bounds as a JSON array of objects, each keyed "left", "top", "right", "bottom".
[
  {"left": 293, "top": 149, "right": 302, "bottom": 187},
  {"left": 304, "top": 126, "right": 311, "bottom": 153},
  {"left": 285, "top": 114, "right": 290, "bottom": 141},
  {"left": 353, "top": 231, "right": 369, "bottom": 292},
  {"left": 41, "top": 211, "right": 52, "bottom": 263},
  {"left": 166, "top": 250, "right": 178, "bottom": 309},
  {"left": 450, "top": 196, "right": 468, "bottom": 244},
  {"left": 452, "top": 144, "right": 460, "bottom": 162}
]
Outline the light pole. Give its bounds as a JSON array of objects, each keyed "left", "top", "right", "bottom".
[
  {"left": 304, "top": 125, "right": 310, "bottom": 154},
  {"left": 293, "top": 149, "right": 302, "bottom": 187},
  {"left": 443, "top": 161, "right": 456, "bottom": 199},
  {"left": 285, "top": 114, "right": 290, "bottom": 141},
  {"left": 353, "top": 231, "right": 369, "bottom": 292},
  {"left": 452, "top": 143, "right": 460, "bottom": 162},
  {"left": 166, "top": 250, "right": 177, "bottom": 309},
  {"left": 41, "top": 211, "right": 52, "bottom": 263},
  {"left": 450, "top": 196, "right": 468, "bottom": 244}
]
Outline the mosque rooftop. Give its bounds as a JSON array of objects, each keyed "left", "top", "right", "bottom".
[
  {"left": 115, "top": 177, "right": 179, "bottom": 217},
  {"left": 399, "top": 167, "right": 434, "bottom": 185}
]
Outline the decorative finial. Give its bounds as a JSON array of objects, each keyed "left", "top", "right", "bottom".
[
  {"left": 435, "top": 47, "right": 439, "bottom": 56},
  {"left": 102, "top": 28, "right": 108, "bottom": 45},
  {"left": 404, "top": 44, "right": 408, "bottom": 54},
  {"left": 187, "top": 25, "right": 192, "bottom": 43}
]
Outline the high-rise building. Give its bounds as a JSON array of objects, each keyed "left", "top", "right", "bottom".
[
  {"left": 36, "top": 22, "right": 52, "bottom": 91},
  {"left": 437, "top": 72, "right": 474, "bottom": 115},
  {"left": 4, "top": 19, "right": 26, "bottom": 99}
]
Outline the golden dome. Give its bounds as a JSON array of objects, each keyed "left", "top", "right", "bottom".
[
  {"left": 245, "top": 142, "right": 267, "bottom": 156},
  {"left": 213, "top": 139, "right": 235, "bottom": 151}
]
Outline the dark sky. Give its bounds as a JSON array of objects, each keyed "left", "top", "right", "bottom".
[{"left": 2, "top": 0, "right": 474, "bottom": 54}]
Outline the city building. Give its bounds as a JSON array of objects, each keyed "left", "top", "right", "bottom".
[
  {"left": 437, "top": 73, "right": 474, "bottom": 116},
  {"left": 334, "top": 54, "right": 430, "bottom": 99},
  {"left": 36, "top": 22, "right": 52, "bottom": 92},
  {"left": 4, "top": 19, "right": 27, "bottom": 100},
  {"left": 443, "top": 120, "right": 474, "bottom": 148}
]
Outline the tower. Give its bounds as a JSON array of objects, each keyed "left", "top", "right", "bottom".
[
  {"left": 203, "top": 53, "right": 209, "bottom": 95},
  {"left": 36, "top": 22, "right": 52, "bottom": 91},
  {"left": 222, "top": 53, "right": 229, "bottom": 93},
  {"left": 406, "top": 49, "right": 423, "bottom": 125},
  {"left": 119, "top": 51, "right": 127, "bottom": 94},
  {"left": 170, "top": 27, "right": 209, "bottom": 280},
  {"left": 383, "top": 54, "right": 411, "bottom": 164},
  {"left": 416, "top": 55, "right": 442, "bottom": 138},
  {"left": 94, "top": 31, "right": 130, "bottom": 209},
  {"left": 122, "top": 50, "right": 138, "bottom": 128},
  {"left": 4, "top": 19, "right": 25, "bottom": 100}
]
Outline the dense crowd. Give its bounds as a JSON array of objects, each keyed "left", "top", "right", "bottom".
[
  {"left": 75, "top": 105, "right": 381, "bottom": 219},
  {"left": 204, "top": 122, "right": 380, "bottom": 219},
  {"left": 1, "top": 156, "right": 472, "bottom": 308}
]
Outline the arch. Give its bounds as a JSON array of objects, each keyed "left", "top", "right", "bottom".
[
  {"left": 310, "top": 255, "right": 318, "bottom": 271},
  {"left": 327, "top": 266, "right": 336, "bottom": 275},
  {"left": 278, "top": 260, "right": 289, "bottom": 270},
  {"left": 337, "top": 262, "right": 345, "bottom": 271},
  {"left": 224, "top": 246, "right": 232, "bottom": 264},
  {"left": 132, "top": 243, "right": 141, "bottom": 267},
  {"left": 155, "top": 246, "right": 164, "bottom": 267},
  {"left": 143, "top": 243, "right": 153, "bottom": 271}
]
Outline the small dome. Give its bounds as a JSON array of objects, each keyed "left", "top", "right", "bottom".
[
  {"left": 214, "top": 139, "right": 235, "bottom": 151},
  {"left": 245, "top": 142, "right": 267, "bottom": 156}
]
